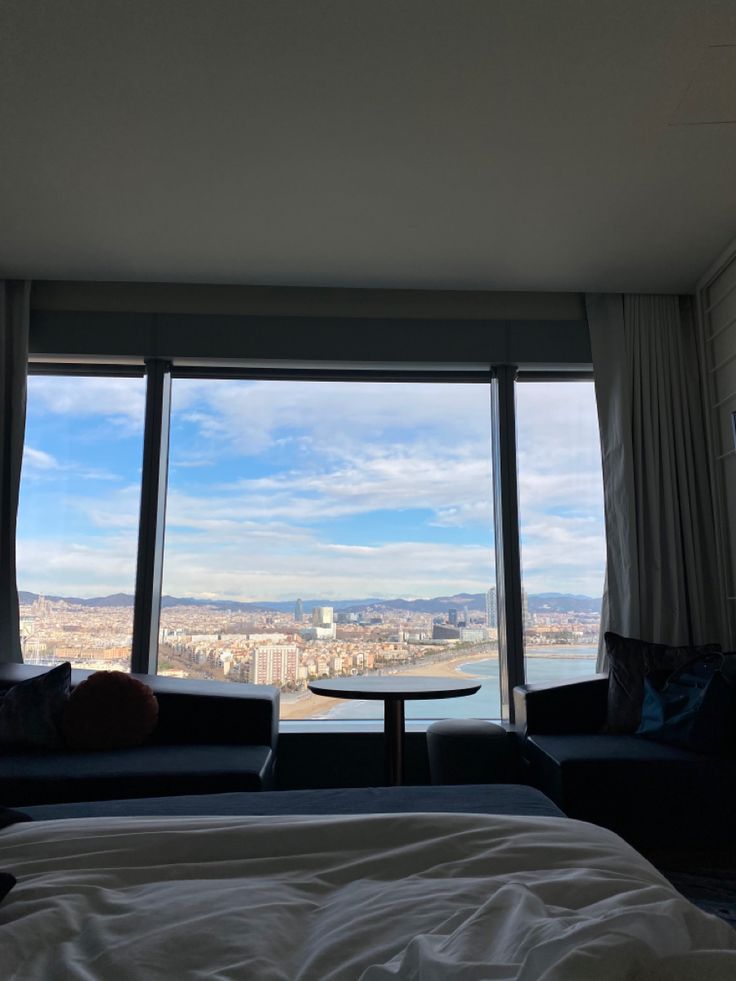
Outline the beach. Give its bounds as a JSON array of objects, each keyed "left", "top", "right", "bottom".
[
  {"left": 279, "top": 646, "right": 597, "bottom": 721},
  {"left": 279, "top": 651, "right": 491, "bottom": 721}
]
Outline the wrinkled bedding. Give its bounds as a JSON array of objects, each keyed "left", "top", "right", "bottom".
[{"left": 1, "top": 812, "right": 735, "bottom": 980}]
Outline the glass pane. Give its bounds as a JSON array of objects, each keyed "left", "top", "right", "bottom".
[
  {"left": 16, "top": 374, "right": 146, "bottom": 671},
  {"left": 159, "top": 379, "right": 499, "bottom": 719},
  {"left": 516, "top": 380, "right": 605, "bottom": 684}
]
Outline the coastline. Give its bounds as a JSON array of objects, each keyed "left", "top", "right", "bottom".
[
  {"left": 279, "top": 652, "right": 491, "bottom": 721},
  {"left": 280, "top": 647, "right": 597, "bottom": 720}
]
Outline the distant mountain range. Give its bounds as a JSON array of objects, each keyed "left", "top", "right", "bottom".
[{"left": 19, "top": 590, "right": 601, "bottom": 615}]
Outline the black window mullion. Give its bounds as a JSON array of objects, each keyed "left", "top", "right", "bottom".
[
  {"left": 131, "top": 359, "right": 172, "bottom": 675},
  {"left": 28, "top": 362, "right": 144, "bottom": 378},
  {"left": 171, "top": 365, "right": 491, "bottom": 383},
  {"left": 491, "top": 366, "right": 525, "bottom": 721}
]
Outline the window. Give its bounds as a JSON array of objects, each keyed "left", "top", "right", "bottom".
[
  {"left": 516, "top": 379, "right": 605, "bottom": 683},
  {"left": 14, "top": 348, "right": 605, "bottom": 723},
  {"left": 16, "top": 371, "right": 146, "bottom": 671},
  {"left": 158, "top": 377, "right": 500, "bottom": 720}
]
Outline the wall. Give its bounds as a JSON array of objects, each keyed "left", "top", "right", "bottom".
[
  {"left": 30, "top": 282, "right": 586, "bottom": 320},
  {"left": 28, "top": 282, "right": 591, "bottom": 367},
  {"left": 276, "top": 730, "right": 431, "bottom": 789},
  {"left": 698, "top": 241, "right": 736, "bottom": 647}
]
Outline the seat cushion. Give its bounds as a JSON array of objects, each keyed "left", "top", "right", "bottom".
[
  {"left": 0, "top": 744, "right": 274, "bottom": 807},
  {"left": 525, "top": 734, "right": 736, "bottom": 849}
]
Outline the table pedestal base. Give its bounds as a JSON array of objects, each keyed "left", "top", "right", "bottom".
[{"left": 385, "top": 698, "right": 405, "bottom": 786}]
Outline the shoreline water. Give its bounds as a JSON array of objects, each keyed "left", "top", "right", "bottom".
[{"left": 280, "top": 645, "right": 597, "bottom": 721}]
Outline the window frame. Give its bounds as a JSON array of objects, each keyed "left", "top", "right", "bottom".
[
  {"left": 23, "top": 356, "right": 598, "bottom": 722},
  {"left": 21, "top": 361, "right": 148, "bottom": 672}
]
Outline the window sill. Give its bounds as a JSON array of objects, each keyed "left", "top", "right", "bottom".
[{"left": 279, "top": 718, "right": 507, "bottom": 734}]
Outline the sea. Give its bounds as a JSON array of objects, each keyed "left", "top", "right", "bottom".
[{"left": 319, "top": 647, "right": 599, "bottom": 721}]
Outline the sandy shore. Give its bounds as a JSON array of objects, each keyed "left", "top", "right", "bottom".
[
  {"left": 280, "top": 651, "right": 492, "bottom": 721},
  {"left": 279, "top": 646, "right": 597, "bottom": 720}
]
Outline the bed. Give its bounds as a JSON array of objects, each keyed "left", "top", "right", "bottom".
[{"left": 3, "top": 799, "right": 736, "bottom": 979}]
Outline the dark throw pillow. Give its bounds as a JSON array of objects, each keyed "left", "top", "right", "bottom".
[
  {"left": 605, "top": 632, "right": 722, "bottom": 733},
  {"left": 0, "top": 807, "right": 32, "bottom": 830},
  {"left": 62, "top": 671, "right": 159, "bottom": 751},
  {"left": 0, "top": 872, "right": 17, "bottom": 904},
  {"left": 0, "top": 662, "right": 71, "bottom": 749}
]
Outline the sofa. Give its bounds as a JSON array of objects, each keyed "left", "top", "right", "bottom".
[
  {"left": 514, "top": 675, "right": 736, "bottom": 852},
  {"left": 0, "top": 664, "right": 279, "bottom": 807}
]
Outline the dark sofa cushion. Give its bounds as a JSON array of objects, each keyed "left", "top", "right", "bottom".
[
  {"left": 0, "top": 662, "right": 71, "bottom": 749},
  {"left": 525, "top": 733, "right": 736, "bottom": 849},
  {"left": 604, "top": 632, "right": 722, "bottom": 733},
  {"left": 0, "top": 744, "right": 274, "bottom": 807}
]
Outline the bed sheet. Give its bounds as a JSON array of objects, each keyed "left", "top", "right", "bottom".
[{"left": 1, "top": 812, "right": 735, "bottom": 980}]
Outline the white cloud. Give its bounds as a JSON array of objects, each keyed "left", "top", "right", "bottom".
[
  {"left": 160, "top": 538, "right": 495, "bottom": 602},
  {"left": 17, "top": 376, "right": 607, "bottom": 601},
  {"left": 209, "top": 444, "right": 492, "bottom": 524},
  {"left": 171, "top": 379, "right": 492, "bottom": 458},
  {"left": 22, "top": 446, "right": 59, "bottom": 471},
  {"left": 27, "top": 376, "right": 146, "bottom": 434},
  {"left": 16, "top": 534, "right": 139, "bottom": 598}
]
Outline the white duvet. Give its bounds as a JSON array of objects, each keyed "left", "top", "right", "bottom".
[{"left": 1, "top": 812, "right": 735, "bottom": 980}]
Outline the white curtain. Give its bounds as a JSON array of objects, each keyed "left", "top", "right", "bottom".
[
  {"left": 0, "top": 280, "right": 30, "bottom": 663},
  {"left": 587, "top": 293, "right": 727, "bottom": 669}
]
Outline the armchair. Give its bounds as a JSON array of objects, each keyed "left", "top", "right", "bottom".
[{"left": 514, "top": 675, "right": 736, "bottom": 853}]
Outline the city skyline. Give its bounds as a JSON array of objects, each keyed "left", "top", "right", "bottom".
[
  {"left": 17, "top": 586, "right": 602, "bottom": 613},
  {"left": 19, "top": 589, "right": 600, "bottom": 720}
]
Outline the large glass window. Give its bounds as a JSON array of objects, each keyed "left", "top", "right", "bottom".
[
  {"left": 516, "top": 379, "right": 605, "bottom": 683},
  {"left": 13, "top": 362, "right": 607, "bottom": 722},
  {"left": 16, "top": 372, "right": 146, "bottom": 671},
  {"left": 158, "top": 378, "right": 499, "bottom": 720}
]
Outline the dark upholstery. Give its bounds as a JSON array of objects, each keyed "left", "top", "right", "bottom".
[
  {"left": 604, "top": 632, "right": 723, "bottom": 733},
  {"left": 0, "top": 661, "right": 71, "bottom": 749},
  {"left": 21, "top": 784, "right": 565, "bottom": 821},
  {"left": 515, "top": 678, "right": 736, "bottom": 851},
  {"left": 513, "top": 675, "right": 608, "bottom": 735},
  {"left": 0, "top": 806, "right": 32, "bottom": 829},
  {"left": 426, "top": 720, "right": 519, "bottom": 784},
  {"left": 0, "top": 664, "right": 279, "bottom": 806},
  {"left": 0, "top": 745, "right": 274, "bottom": 807},
  {"left": 147, "top": 675, "right": 278, "bottom": 749},
  {"left": 526, "top": 734, "right": 736, "bottom": 848},
  {"left": 0, "top": 666, "right": 278, "bottom": 750}
]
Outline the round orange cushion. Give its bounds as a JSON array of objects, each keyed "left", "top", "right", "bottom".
[{"left": 62, "top": 671, "right": 159, "bottom": 751}]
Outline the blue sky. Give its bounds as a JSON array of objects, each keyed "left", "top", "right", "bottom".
[{"left": 16, "top": 376, "right": 605, "bottom": 601}]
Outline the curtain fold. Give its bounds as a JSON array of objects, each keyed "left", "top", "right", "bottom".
[
  {"left": 587, "top": 293, "right": 727, "bottom": 670},
  {"left": 0, "top": 280, "right": 30, "bottom": 663}
]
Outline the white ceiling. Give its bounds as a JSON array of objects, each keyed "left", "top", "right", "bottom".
[{"left": 1, "top": 0, "right": 735, "bottom": 292}]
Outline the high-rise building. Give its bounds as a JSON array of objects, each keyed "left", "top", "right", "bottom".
[
  {"left": 485, "top": 587, "right": 497, "bottom": 628},
  {"left": 448, "top": 608, "right": 458, "bottom": 626},
  {"left": 294, "top": 598, "right": 304, "bottom": 622},
  {"left": 248, "top": 645, "right": 300, "bottom": 685},
  {"left": 312, "top": 606, "right": 333, "bottom": 627},
  {"left": 433, "top": 623, "right": 461, "bottom": 641}
]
